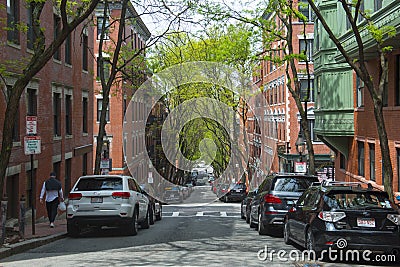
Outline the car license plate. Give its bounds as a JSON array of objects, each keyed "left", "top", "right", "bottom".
[
  {"left": 91, "top": 197, "right": 103, "bottom": 203},
  {"left": 236, "top": 189, "right": 241, "bottom": 192},
  {"left": 357, "top": 218, "right": 375, "bottom": 227}
]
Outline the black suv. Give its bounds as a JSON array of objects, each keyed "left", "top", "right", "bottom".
[
  {"left": 284, "top": 181, "right": 400, "bottom": 256},
  {"left": 249, "top": 173, "right": 318, "bottom": 235}
]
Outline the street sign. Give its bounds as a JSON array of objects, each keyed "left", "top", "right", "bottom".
[
  {"left": 26, "top": 116, "right": 37, "bottom": 135},
  {"left": 295, "top": 162, "right": 307, "bottom": 173},
  {"left": 24, "top": 136, "right": 41, "bottom": 155},
  {"left": 100, "top": 159, "right": 110, "bottom": 169}
]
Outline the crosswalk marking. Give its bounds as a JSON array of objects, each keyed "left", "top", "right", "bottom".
[{"left": 162, "top": 211, "right": 240, "bottom": 218}]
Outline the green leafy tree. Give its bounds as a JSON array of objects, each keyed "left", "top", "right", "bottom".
[
  {"left": 195, "top": 0, "right": 319, "bottom": 176},
  {"left": 148, "top": 25, "right": 253, "bottom": 182}
]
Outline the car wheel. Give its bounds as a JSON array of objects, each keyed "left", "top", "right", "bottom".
[
  {"left": 140, "top": 208, "right": 150, "bottom": 229},
  {"left": 240, "top": 205, "right": 246, "bottom": 219},
  {"left": 149, "top": 205, "right": 155, "bottom": 225},
  {"left": 258, "top": 212, "right": 269, "bottom": 235},
  {"left": 67, "top": 221, "right": 80, "bottom": 238},
  {"left": 245, "top": 211, "right": 250, "bottom": 224},
  {"left": 127, "top": 208, "right": 139, "bottom": 236},
  {"left": 155, "top": 205, "right": 162, "bottom": 221},
  {"left": 249, "top": 213, "right": 257, "bottom": 228},
  {"left": 283, "top": 222, "right": 293, "bottom": 245}
]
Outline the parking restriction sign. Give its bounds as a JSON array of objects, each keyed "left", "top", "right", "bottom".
[
  {"left": 26, "top": 116, "right": 37, "bottom": 135},
  {"left": 24, "top": 136, "right": 41, "bottom": 155}
]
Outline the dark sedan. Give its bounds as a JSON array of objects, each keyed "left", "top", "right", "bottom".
[
  {"left": 241, "top": 189, "right": 258, "bottom": 223},
  {"left": 163, "top": 186, "right": 183, "bottom": 203},
  {"left": 284, "top": 182, "right": 400, "bottom": 258},
  {"left": 220, "top": 183, "right": 247, "bottom": 202}
]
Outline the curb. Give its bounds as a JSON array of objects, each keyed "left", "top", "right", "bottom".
[{"left": 0, "top": 232, "right": 67, "bottom": 260}]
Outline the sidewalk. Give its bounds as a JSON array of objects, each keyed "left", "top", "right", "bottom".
[{"left": 0, "top": 216, "right": 67, "bottom": 260}]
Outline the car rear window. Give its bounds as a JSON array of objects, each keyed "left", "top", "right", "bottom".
[
  {"left": 74, "top": 177, "right": 123, "bottom": 191},
  {"left": 325, "top": 191, "right": 392, "bottom": 210},
  {"left": 272, "top": 177, "right": 317, "bottom": 192},
  {"left": 232, "top": 183, "right": 246, "bottom": 189}
]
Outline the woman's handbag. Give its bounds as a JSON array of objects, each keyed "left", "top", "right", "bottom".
[{"left": 58, "top": 201, "right": 66, "bottom": 212}]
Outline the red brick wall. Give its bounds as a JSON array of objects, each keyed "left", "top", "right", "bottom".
[
  {"left": 344, "top": 49, "right": 400, "bottom": 193},
  {"left": 0, "top": 2, "right": 94, "bottom": 219},
  {"left": 92, "top": 6, "right": 149, "bottom": 179}
]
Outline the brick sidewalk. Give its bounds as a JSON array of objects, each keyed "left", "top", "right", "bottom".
[{"left": 22, "top": 217, "right": 67, "bottom": 240}]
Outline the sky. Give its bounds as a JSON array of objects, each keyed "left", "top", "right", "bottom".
[{"left": 134, "top": 0, "right": 263, "bottom": 37}]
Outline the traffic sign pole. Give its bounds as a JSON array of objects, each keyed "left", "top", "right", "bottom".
[
  {"left": 30, "top": 154, "right": 35, "bottom": 235},
  {"left": 25, "top": 116, "right": 39, "bottom": 235}
]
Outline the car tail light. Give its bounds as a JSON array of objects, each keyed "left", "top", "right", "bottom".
[
  {"left": 112, "top": 192, "right": 130, "bottom": 199},
  {"left": 318, "top": 211, "right": 346, "bottom": 222},
  {"left": 265, "top": 211, "right": 278, "bottom": 215},
  {"left": 264, "top": 194, "right": 282, "bottom": 204},
  {"left": 289, "top": 207, "right": 296, "bottom": 213},
  {"left": 68, "top": 193, "right": 82, "bottom": 200},
  {"left": 387, "top": 214, "right": 400, "bottom": 225}
]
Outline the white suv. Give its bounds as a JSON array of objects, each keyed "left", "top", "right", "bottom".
[{"left": 67, "top": 175, "right": 150, "bottom": 237}]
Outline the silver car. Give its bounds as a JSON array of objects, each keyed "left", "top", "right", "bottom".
[{"left": 67, "top": 175, "right": 150, "bottom": 237}]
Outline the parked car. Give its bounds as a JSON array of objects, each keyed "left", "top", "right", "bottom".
[
  {"left": 163, "top": 186, "right": 183, "bottom": 203},
  {"left": 249, "top": 173, "right": 318, "bottom": 235},
  {"left": 284, "top": 181, "right": 400, "bottom": 256},
  {"left": 211, "top": 182, "right": 220, "bottom": 194},
  {"left": 241, "top": 189, "right": 258, "bottom": 223},
  {"left": 220, "top": 183, "right": 247, "bottom": 202},
  {"left": 67, "top": 175, "right": 151, "bottom": 237},
  {"left": 140, "top": 184, "right": 163, "bottom": 223},
  {"left": 217, "top": 183, "right": 230, "bottom": 198},
  {"left": 194, "top": 172, "right": 210, "bottom": 186}
]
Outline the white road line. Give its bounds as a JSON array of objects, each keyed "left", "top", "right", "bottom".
[
  {"left": 166, "top": 202, "right": 241, "bottom": 207},
  {"left": 196, "top": 212, "right": 204, "bottom": 216},
  {"left": 172, "top": 212, "right": 180, "bottom": 217},
  {"left": 163, "top": 215, "right": 239, "bottom": 218},
  {"left": 220, "top": 212, "right": 227, "bottom": 217}
]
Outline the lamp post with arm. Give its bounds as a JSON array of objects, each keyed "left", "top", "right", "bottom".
[{"left": 295, "top": 130, "right": 306, "bottom": 173}]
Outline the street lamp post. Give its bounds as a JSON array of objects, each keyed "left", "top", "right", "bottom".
[
  {"left": 295, "top": 131, "right": 305, "bottom": 162},
  {"left": 330, "top": 150, "right": 336, "bottom": 181},
  {"left": 295, "top": 130, "right": 306, "bottom": 173}
]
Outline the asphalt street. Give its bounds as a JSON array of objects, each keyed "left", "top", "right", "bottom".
[{"left": 0, "top": 186, "right": 395, "bottom": 267}]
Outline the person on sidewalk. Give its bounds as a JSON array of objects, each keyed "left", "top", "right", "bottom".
[{"left": 39, "top": 172, "right": 64, "bottom": 228}]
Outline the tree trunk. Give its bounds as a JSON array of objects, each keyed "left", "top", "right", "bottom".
[{"left": 372, "top": 97, "right": 394, "bottom": 200}]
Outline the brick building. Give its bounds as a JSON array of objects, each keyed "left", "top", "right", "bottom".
[
  {"left": 92, "top": 2, "right": 151, "bottom": 179},
  {"left": 248, "top": 0, "right": 332, "bottom": 186},
  {"left": 0, "top": 1, "right": 94, "bottom": 220},
  {"left": 314, "top": 0, "right": 400, "bottom": 195}
]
